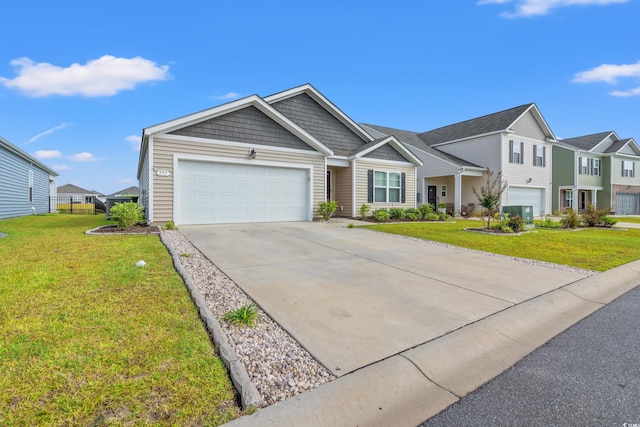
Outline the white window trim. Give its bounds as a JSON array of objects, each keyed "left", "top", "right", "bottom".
[
  {"left": 512, "top": 141, "right": 522, "bottom": 164},
  {"left": 623, "top": 160, "right": 635, "bottom": 178},
  {"left": 441, "top": 185, "right": 447, "bottom": 197},
  {"left": 374, "top": 170, "right": 401, "bottom": 203},
  {"left": 564, "top": 189, "right": 573, "bottom": 208},
  {"left": 534, "top": 146, "right": 544, "bottom": 167},
  {"left": 579, "top": 157, "right": 589, "bottom": 175},
  {"left": 592, "top": 158, "right": 601, "bottom": 176}
]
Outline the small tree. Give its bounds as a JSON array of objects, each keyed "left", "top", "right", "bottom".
[
  {"left": 317, "top": 200, "right": 338, "bottom": 221},
  {"left": 472, "top": 168, "right": 508, "bottom": 229}
]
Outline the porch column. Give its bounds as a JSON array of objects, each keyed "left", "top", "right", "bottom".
[
  {"left": 455, "top": 171, "right": 462, "bottom": 213},
  {"left": 592, "top": 189, "right": 597, "bottom": 208}
]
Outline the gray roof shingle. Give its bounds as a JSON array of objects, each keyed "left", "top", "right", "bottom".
[
  {"left": 558, "top": 131, "right": 615, "bottom": 151},
  {"left": 417, "top": 104, "right": 534, "bottom": 146},
  {"left": 361, "top": 123, "right": 481, "bottom": 168}
]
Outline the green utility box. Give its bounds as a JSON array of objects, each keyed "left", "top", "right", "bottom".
[{"left": 502, "top": 205, "right": 534, "bottom": 224}]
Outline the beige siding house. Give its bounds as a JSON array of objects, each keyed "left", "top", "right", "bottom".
[
  {"left": 137, "top": 84, "right": 421, "bottom": 225},
  {"left": 363, "top": 103, "right": 557, "bottom": 217}
]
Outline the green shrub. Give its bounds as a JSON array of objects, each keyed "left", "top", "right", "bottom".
[
  {"left": 110, "top": 201, "right": 144, "bottom": 230},
  {"left": 536, "top": 217, "right": 559, "bottom": 228},
  {"left": 405, "top": 208, "right": 421, "bottom": 221},
  {"left": 560, "top": 208, "right": 580, "bottom": 229},
  {"left": 426, "top": 212, "right": 440, "bottom": 221},
  {"left": 359, "top": 203, "right": 370, "bottom": 219},
  {"left": 317, "top": 200, "right": 338, "bottom": 221},
  {"left": 581, "top": 202, "right": 611, "bottom": 227},
  {"left": 389, "top": 207, "right": 405, "bottom": 220},
  {"left": 372, "top": 208, "right": 390, "bottom": 222},
  {"left": 601, "top": 216, "right": 618, "bottom": 227},
  {"left": 418, "top": 203, "right": 434, "bottom": 219},
  {"left": 437, "top": 212, "right": 449, "bottom": 221},
  {"left": 347, "top": 223, "right": 355, "bottom": 228},
  {"left": 222, "top": 304, "right": 258, "bottom": 328},
  {"left": 507, "top": 215, "right": 525, "bottom": 233},
  {"left": 164, "top": 221, "right": 178, "bottom": 230}
]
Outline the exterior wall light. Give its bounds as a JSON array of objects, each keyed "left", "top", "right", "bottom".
[{"left": 249, "top": 149, "right": 257, "bottom": 159}]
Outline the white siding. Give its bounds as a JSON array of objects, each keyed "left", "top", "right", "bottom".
[
  {"left": 152, "top": 136, "right": 325, "bottom": 223},
  {"left": 511, "top": 111, "right": 546, "bottom": 140},
  {"left": 435, "top": 134, "right": 502, "bottom": 172},
  {"left": 354, "top": 159, "right": 416, "bottom": 212}
]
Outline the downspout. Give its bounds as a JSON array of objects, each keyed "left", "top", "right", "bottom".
[
  {"left": 573, "top": 150, "right": 579, "bottom": 210},
  {"left": 351, "top": 159, "right": 357, "bottom": 218},
  {"left": 455, "top": 169, "right": 463, "bottom": 213}
]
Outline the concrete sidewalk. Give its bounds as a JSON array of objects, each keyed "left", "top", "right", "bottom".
[{"left": 179, "top": 221, "right": 640, "bottom": 426}]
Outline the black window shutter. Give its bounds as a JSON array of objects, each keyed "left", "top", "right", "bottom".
[
  {"left": 543, "top": 146, "right": 546, "bottom": 167},
  {"left": 622, "top": 162, "right": 625, "bottom": 177},
  {"left": 401, "top": 172, "right": 406, "bottom": 203},
  {"left": 520, "top": 142, "right": 524, "bottom": 164},
  {"left": 634, "top": 162, "right": 636, "bottom": 178},
  {"left": 509, "top": 140, "right": 514, "bottom": 163},
  {"left": 533, "top": 145, "right": 537, "bottom": 166},
  {"left": 367, "top": 170, "right": 373, "bottom": 203}
]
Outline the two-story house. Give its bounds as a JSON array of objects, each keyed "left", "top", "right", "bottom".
[
  {"left": 552, "top": 131, "right": 640, "bottom": 214},
  {"left": 363, "top": 103, "right": 557, "bottom": 217}
]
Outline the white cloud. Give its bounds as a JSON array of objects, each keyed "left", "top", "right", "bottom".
[
  {"left": 24, "top": 123, "right": 70, "bottom": 145},
  {"left": 72, "top": 152, "right": 98, "bottom": 162},
  {"left": 211, "top": 92, "right": 241, "bottom": 101},
  {"left": 479, "top": 0, "right": 629, "bottom": 18},
  {"left": 611, "top": 87, "right": 640, "bottom": 97},
  {"left": 573, "top": 60, "right": 640, "bottom": 97},
  {"left": 53, "top": 164, "right": 73, "bottom": 171},
  {"left": 0, "top": 55, "right": 170, "bottom": 97},
  {"left": 34, "top": 149, "right": 62, "bottom": 159},
  {"left": 572, "top": 60, "right": 640, "bottom": 84},
  {"left": 126, "top": 134, "right": 141, "bottom": 151}
]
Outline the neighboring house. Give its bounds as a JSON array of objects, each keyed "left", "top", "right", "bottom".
[
  {"left": 57, "top": 184, "right": 102, "bottom": 203},
  {"left": 363, "top": 103, "right": 557, "bottom": 217},
  {"left": 107, "top": 186, "right": 139, "bottom": 199},
  {"left": 137, "top": 84, "right": 422, "bottom": 225},
  {"left": 552, "top": 131, "right": 640, "bottom": 214},
  {"left": 0, "top": 136, "right": 59, "bottom": 219}
]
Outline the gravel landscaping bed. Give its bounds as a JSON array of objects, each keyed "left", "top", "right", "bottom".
[{"left": 161, "top": 230, "right": 335, "bottom": 406}]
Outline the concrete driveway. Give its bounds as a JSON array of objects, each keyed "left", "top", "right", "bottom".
[{"left": 180, "top": 220, "right": 590, "bottom": 377}]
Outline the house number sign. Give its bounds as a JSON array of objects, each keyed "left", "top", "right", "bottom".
[{"left": 156, "top": 170, "right": 171, "bottom": 177}]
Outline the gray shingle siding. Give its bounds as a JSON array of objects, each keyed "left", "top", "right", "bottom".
[
  {"left": 271, "top": 93, "right": 368, "bottom": 152},
  {"left": 0, "top": 145, "right": 52, "bottom": 219},
  {"left": 363, "top": 143, "right": 407, "bottom": 162},
  {"left": 170, "top": 106, "right": 315, "bottom": 151}
]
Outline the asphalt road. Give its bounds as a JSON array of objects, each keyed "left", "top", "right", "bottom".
[{"left": 421, "top": 284, "right": 640, "bottom": 427}]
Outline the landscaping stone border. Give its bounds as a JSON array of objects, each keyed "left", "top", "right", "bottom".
[{"left": 159, "top": 230, "right": 263, "bottom": 409}]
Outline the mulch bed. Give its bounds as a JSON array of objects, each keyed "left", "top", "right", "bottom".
[{"left": 87, "top": 225, "right": 161, "bottom": 235}]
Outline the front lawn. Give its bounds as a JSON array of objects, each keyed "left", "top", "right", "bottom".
[
  {"left": 0, "top": 215, "right": 241, "bottom": 425},
  {"left": 362, "top": 219, "right": 640, "bottom": 271}
]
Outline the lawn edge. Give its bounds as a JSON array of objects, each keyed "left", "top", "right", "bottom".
[{"left": 159, "top": 229, "right": 263, "bottom": 410}]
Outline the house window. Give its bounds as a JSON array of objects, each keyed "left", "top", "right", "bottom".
[
  {"left": 374, "top": 171, "right": 401, "bottom": 203},
  {"left": 533, "top": 145, "right": 545, "bottom": 167},
  {"left": 579, "top": 157, "right": 589, "bottom": 175},
  {"left": 623, "top": 160, "right": 635, "bottom": 178},
  {"left": 509, "top": 140, "right": 523, "bottom": 164},
  {"left": 564, "top": 189, "right": 573, "bottom": 208},
  {"left": 28, "top": 170, "right": 34, "bottom": 203},
  {"left": 441, "top": 185, "right": 447, "bottom": 197},
  {"left": 592, "top": 158, "right": 601, "bottom": 176}
]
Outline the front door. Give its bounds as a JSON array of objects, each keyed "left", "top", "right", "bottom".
[
  {"left": 427, "top": 185, "right": 437, "bottom": 207},
  {"left": 580, "top": 191, "right": 587, "bottom": 211},
  {"left": 326, "top": 170, "right": 332, "bottom": 201}
]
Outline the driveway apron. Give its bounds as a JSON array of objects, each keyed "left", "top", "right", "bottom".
[{"left": 180, "top": 222, "right": 589, "bottom": 376}]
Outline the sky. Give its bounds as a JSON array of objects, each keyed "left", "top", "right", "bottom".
[{"left": 2, "top": 0, "right": 639, "bottom": 194}]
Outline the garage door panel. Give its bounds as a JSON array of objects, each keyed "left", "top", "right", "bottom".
[
  {"left": 507, "top": 187, "right": 544, "bottom": 217},
  {"left": 177, "top": 160, "right": 309, "bottom": 225}
]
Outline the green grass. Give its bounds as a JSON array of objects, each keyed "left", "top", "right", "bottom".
[
  {"left": 0, "top": 215, "right": 241, "bottom": 426},
  {"left": 614, "top": 216, "right": 640, "bottom": 224},
  {"left": 222, "top": 304, "right": 259, "bottom": 328},
  {"left": 362, "top": 219, "right": 640, "bottom": 271}
]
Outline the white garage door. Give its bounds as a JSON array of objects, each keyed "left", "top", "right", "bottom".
[
  {"left": 177, "top": 160, "right": 309, "bottom": 225},
  {"left": 507, "top": 187, "right": 544, "bottom": 217}
]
